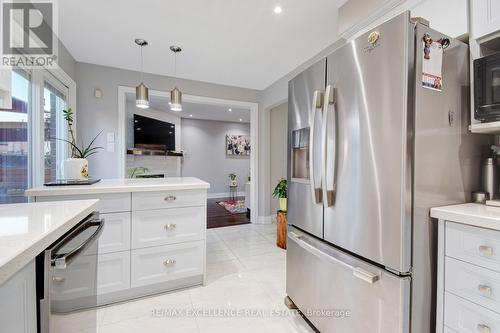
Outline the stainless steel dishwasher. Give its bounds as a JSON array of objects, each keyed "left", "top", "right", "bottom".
[{"left": 37, "top": 212, "right": 104, "bottom": 333}]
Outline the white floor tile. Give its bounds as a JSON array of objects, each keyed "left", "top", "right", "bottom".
[{"left": 65, "top": 223, "right": 313, "bottom": 333}]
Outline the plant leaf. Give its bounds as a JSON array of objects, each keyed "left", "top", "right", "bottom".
[{"left": 55, "top": 137, "right": 84, "bottom": 158}]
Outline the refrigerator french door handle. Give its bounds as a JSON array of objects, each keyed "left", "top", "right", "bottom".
[
  {"left": 321, "top": 85, "right": 337, "bottom": 207},
  {"left": 309, "top": 90, "right": 323, "bottom": 204},
  {"left": 289, "top": 231, "right": 380, "bottom": 284}
]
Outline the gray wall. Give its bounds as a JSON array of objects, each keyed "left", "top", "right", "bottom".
[
  {"left": 75, "top": 62, "right": 260, "bottom": 180},
  {"left": 269, "top": 103, "right": 288, "bottom": 213},
  {"left": 181, "top": 118, "right": 250, "bottom": 195},
  {"left": 57, "top": 41, "right": 76, "bottom": 81}
]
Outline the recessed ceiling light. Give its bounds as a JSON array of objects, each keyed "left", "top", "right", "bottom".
[
  {"left": 189, "top": 114, "right": 193, "bottom": 117},
  {"left": 239, "top": 118, "right": 243, "bottom": 122},
  {"left": 228, "top": 108, "right": 232, "bottom": 112},
  {"left": 274, "top": 6, "right": 282, "bottom": 14}
]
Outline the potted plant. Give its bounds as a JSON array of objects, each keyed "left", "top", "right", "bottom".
[
  {"left": 228, "top": 172, "right": 237, "bottom": 187},
  {"left": 128, "top": 166, "right": 149, "bottom": 178},
  {"left": 272, "top": 178, "right": 288, "bottom": 212},
  {"left": 58, "top": 108, "right": 103, "bottom": 180}
]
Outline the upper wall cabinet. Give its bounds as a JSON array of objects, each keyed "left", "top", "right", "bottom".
[
  {"left": 471, "top": 0, "right": 500, "bottom": 40},
  {"left": 0, "top": 69, "right": 12, "bottom": 110}
]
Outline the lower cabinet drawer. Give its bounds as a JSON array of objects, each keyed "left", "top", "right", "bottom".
[
  {"left": 444, "top": 292, "right": 500, "bottom": 333},
  {"left": 97, "top": 251, "right": 130, "bottom": 295},
  {"left": 131, "top": 241, "right": 204, "bottom": 288},
  {"left": 131, "top": 207, "right": 204, "bottom": 249},
  {"left": 445, "top": 256, "right": 500, "bottom": 313},
  {"left": 446, "top": 221, "right": 500, "bottom": 272},
  {"left": 132, "top": 189, "right": 205, "bottom": 211}
]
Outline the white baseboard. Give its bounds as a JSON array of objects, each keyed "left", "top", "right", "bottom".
[
  {"left": 207, "top": 192, "right": 246, "bottom": 199},
  {"left": 255, "top": 215, "right": 274, "bottom": 224}
]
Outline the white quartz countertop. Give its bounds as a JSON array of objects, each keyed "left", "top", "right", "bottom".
[
  {"left": 25, "top": 177, "right": 210, "bottom": 197},
  {"left": 0, "top": 200, "right": 98, "bottom": 285},
  {"left": 430, "top": 203, "right": 500, "bottom": 231}
]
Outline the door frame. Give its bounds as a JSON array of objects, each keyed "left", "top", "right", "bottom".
[{"left": 117, "top": 85, "right": 259, "bottom": 223}]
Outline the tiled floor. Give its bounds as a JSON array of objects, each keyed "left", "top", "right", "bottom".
[{"left": 61, "top": 223, "right": 314, "bottom": 333}]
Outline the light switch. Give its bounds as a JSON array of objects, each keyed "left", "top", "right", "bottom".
[
  {"left": 106, "top": 132, "right": 115, "bottom": 143},
  {"left": 107, "top": 142, "right": 115, "bottom": 152},
  {"left": 94, "top": 89, "right": 102, "bottom": 99}
]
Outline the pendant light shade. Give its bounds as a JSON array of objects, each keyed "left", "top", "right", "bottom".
[
  {"left": 169, "top": 46, "right": 183, "bottom": 112},
  {"left": 136, "top": 82, "right": 149, "bottom": 109},
  {"left": 135, "top": 39, "right": 149, "bottom": 109},
  {"left": 170, "top": 87, "right": 182, "bottom": 111}
]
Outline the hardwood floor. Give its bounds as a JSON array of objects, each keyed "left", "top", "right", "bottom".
[{"left": 207, "top": 196, "right": 251, "bottom": 229}]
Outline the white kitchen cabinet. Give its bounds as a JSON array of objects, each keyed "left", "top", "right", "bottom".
[
  {"left": 445, "top": 292, "right": 500, "bottom": 333},
  {"left": 431, "top": 204, "right": 500, "bottom": 333},
  {"left": 131, "top": 207, "right": 205, "bottom": 249},
  {"left": 132, "top": 189, "right": 205, "bottom": 210},
  {"left": 131, "top": 241, "right": 204, "bottom": 288},
  {"left": 471, "top": 0, "right": 500, "bottom": 40},
  {"left": 36, "top": 192, "right": 131, "bottom": 214},
  {"left": 0, "top": 260, "right": 37, "bottom": 333},
  {"left": 97, "top": 251, "right": 130, "bottom": 295},
  {"left": 28, "top": 180, "right": 209, "bottom": 306},
  {"left": 95, "top": 212, "right": 131, "bottom": 254}
]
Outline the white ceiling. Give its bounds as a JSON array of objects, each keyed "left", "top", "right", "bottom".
[
  {"left": 125, "top": 93, "right": 250, "bottom": 123},
  {"left": 58, "top": 0, "right": 345, "bottom": 90}
]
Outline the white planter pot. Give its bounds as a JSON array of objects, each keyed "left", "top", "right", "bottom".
[{"left": 65, "top": 158, "right": 89, "bottom": 180}]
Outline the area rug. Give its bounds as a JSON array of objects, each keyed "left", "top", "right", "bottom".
[{"left": 217, "top": 200, "right": 247, "bottom": 214}]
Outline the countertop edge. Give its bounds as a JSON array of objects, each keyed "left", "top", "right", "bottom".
[
  {"left": 0, "top": 200, "right": 99, "bottom": 285},
  {"left": 25, "top": 181, "right": 211, "bottom": 197},
  {"left": 430, "top": 204, "right": 500, "bottom": 232}
]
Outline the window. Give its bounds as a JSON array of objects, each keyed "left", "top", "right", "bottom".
[
  {"left": 44, "top": 80, "right": 68, "bottom": 182},
  {"left": 0, "top": 68, "right": 74, "bottom": 204},
  {"left": 0, "top": 70, "right": 31, "bottom": 204}
]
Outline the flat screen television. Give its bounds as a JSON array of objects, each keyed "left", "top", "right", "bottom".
[{"left": 133, "top": 114, "right": 175, "bottom": 150}]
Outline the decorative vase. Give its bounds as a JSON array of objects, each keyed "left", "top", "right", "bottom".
[
  {"left": 230, "top": 180, "right": 237, "bottom": 187},
  {"left": 65, "top": 158, "right": 89, "bottom": 180},
  {"left": 279, "top": 198, "right": 287, "bottom": 212}
]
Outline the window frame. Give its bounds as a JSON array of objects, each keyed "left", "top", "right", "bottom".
[{"left": 29, "top": 67, "right": 76, "bottom": 188}]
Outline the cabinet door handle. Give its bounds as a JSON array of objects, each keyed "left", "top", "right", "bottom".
[
  {"left": 477, "top": 324, "right": 491, "bottom": 333},
  {"left": 164, "top": 195, "right": 177, "bottom": 202},
  {"left": 164, "top": 259, "right": 176, "bottom": 266},
  {"left": 164, "top": 223, "right": 177, "bottom": 230},
  {"left": 479, "top": 245, "right": 493, "bottom": 256},
  {"left": 478, "top": 285, "right": 493, "bottom": 297},
  {"left": 52, "top": 276, "right": 65, "bottom": 283}
]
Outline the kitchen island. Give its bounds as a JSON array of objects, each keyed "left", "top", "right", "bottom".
[
  {"left": 0, "top": 200, "right": 99, "bottom": 333},
  {"left": 25, "top": 177, "right": 210, "bottom": 306}
]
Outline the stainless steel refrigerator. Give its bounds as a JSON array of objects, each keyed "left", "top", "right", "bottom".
[{"left": 286, "top": 12, "right": 490, "bottom": 333}]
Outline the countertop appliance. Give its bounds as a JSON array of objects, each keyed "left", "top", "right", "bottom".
[
  {"left": 37, "top": 212, "right": 104, "bottom": 333},
  {"left": 286, "top": 12, "right": 490, "bottom": 333},
  {"left": 474, "top": 51, "right": 500, "bottom": 122}
]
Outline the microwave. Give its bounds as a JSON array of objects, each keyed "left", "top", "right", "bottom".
[{"left": 474, "top": 52, "right": 500, "bottom": 122}]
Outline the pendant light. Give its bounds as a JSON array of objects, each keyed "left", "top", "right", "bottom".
[
  {"left": 135, "top": 39, "right": 149, "bottom": 109},
  {"left": 169, "top": 46, "right": 182, "bottom": 112}
]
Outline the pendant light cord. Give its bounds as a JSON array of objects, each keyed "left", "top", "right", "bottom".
[
  {"left": 174, "top": 51, "right": 177, "bottom": 87},
  {"left": 140, "top": 46, "right": 144, "bottom": 83}
]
